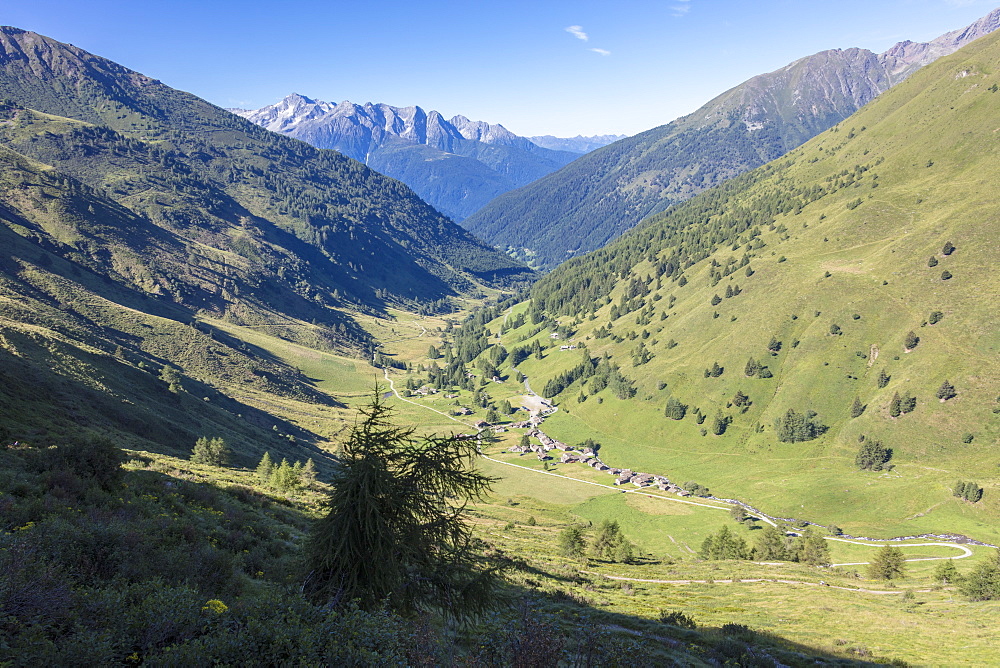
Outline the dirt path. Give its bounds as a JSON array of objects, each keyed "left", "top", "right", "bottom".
[
  {"left": 582, "top": 571, "right": 929, "bottom": 595},
  {"left": 825, "top": 536, "right": 973, "bottom": 566}
]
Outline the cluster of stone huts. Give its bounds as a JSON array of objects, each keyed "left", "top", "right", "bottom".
[{"left": 507, "top": 428, "right": 691, "bottom": 497}]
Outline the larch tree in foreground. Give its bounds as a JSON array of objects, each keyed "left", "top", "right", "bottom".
[{"left": 303, "top": 391, "right": 506, "bottom": 619}]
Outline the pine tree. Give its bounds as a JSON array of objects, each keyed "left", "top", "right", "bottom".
[
  {"left": 301, "top": 458, "right": 317, "bottom": 485},
  {"left": 794, "top": 529, "right": 831, "bottom": 566},
  {"left": 256, "top": 451, "right": 274, "bottom": 483},
  {"left": 159, "top": 365, "right": 183, "bottom": 393},
  {"left": 700, "top": 525, "right": 749, "bottom": 560},
  {"left": 963, "top": 482, "right": 983, "bottom": 503},
  {"left": 591, "top": 520, "right": 635, "bottom": 563},
  {"left": 959, "top": 550, "right": 1000, "bottom": 601},
  {"left": 942, "top": 241, "right": 956, "bottom": 256},
  {"left": 904, "top": 331, "right": 919, "bottom": 350},
  {"left": 927, "top": 256, "right": 939, "bottom": 267},
  {"left": 877, "top": 369, "right": 890, "bottom": 388},
  {"left": 664, "top": 397, "right": 687, "bottom": 420},
  {"left": 559, "top": 526, "right": 587, "bottom": 559},
  {"left": 519, "top": 433, "right": 531, "bottom": 449},
  {"left": 711, "top": 412, "right": 729, "bottom": 436},
  {"left": 889, "top": 392, "right": 901, "bottom": 418},
  {"left": 272, "top": 458, "right": 299, "bottom": 491},
  {"left": 303, "top": 392, "right": 503, "bottom": 617},
  {"left": 856, "top": 439, "right": 892, "bottom": 471},
  {"left": 868, "top": 544, "right": 906, "bottom": 580},
  {"left": 710, "top": 294, "right": 722, "bottom": 306},
  {"left": 850, "top": 396, "right": 866, "bottom": 418},
  {"left": 767, "top": 337, "right": 781, "bottom": 355},
  {"left": 191, "top": 437, "right": 230, "bottom": 467},
  {"left": 744, "top": 357, "right": 759, "bottom": 377},
  {"left": 933, "top": 559, "right": 960, "bottom": 585},
  {"left": 936, "top": 380, "right": 957, "bottom": 401},
  {"left": 753, "top": 525, "right": 789, "bottom": 561}
]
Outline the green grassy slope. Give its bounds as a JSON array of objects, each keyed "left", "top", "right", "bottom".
[
  {"left": 0, "top": 26, "right": 530, "bottom": 459},
  {"left": 481, "top": 31, "right": 1000, "bottom": 540}
]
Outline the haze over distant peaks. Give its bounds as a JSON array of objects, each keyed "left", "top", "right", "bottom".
[
  {"left": 232, "top": 95, "right": 605, "bottom": 221},
  {"left": 527, "top": 134, "right": 627, "bottom": 154}
]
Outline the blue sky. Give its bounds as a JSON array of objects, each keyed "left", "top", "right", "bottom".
[{"left": 5, "top": 0, "right": 998, "bottom": 136}]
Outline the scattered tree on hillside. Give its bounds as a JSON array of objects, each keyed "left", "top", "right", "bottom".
[
  {"left": 856, "top": 439, "right": 892, "bottom": 471},
  {"left": 793, "top": 529, "right": 831, "bottom": 566},
  {"left": 710, "top": 294, "right": 722, "bottom": 306},
  {"left": 159, "top": 365, "right": 183, "bottom": 393},
  {"left": 704, "top": 362, "right": 724, "bottom": 378},
  {"left": 928, "top": 256, "right": 939, "bottom": 267},
  {"left": 904, "top": 331, "right": 919, "bottom": 351},
  {"left": 191, "top": 437, "right": 230, "bottom": 467},
  {"left": 682, "top": 480, "right": 711, "bottom": 497},
  {"left": 877, "top": 369, "right": 890, "bottom": 389},
  {"left": 959, "top": 551, "right": 1000, "bottom": 601},
  {"left": 889, "top": 392, "right": 902, "bottom": 418},
  {"left": 829, "top": 323, "right": 842, "bottom": 336},
  {"left": 850, "top": 396, "right": 866, "bottom": 418},
  {"left": 942, "top": 241, "right": 956, "bottom": 256},
  {"left": 767, "top": 337, "right": 782, "bottom": 355},
  {"left": 590, "top": 520, "right": 634, "bottom": 563},
  {"left": 941, "top": 270, "right": 952, "bottom": 280},
  {"left": 664, "top": 397, "right": 688, "bottom": 420},
  {"left": 928, "top": 311, "right": 944, "bottom": 325},
  {"left": 744, "top": 357, "right": 760, "bottom": 377},
  {"left": 953, "top": 480, "right": 983, "bottom": 503},
  {"left": 899, "top": 393, "right": 917, "bottom": 414},
  {"left": 933, "top": 559, "right": 960, "bottom": 585},
  {"left": 868, "top": 544, "right": 906, "bottom": 580},
  {"left": 303, "top": 392, "right": 505, "bottom": 618},
  {"left": 753, "top": 525, "right": 790, "bottom": 561},
  {"left": 936, "top": 380, "right": 957, "bottom": 401},
  {"left": 700, "top": 525, "right": 749, "bottom": 560},
  {"left": 559, "top": 526, "right": 587, "bottom": 560},
  {"left": 711, "top": 412, "right": 730, "bottom": 436},
  {"left": 774, "top": 409, "right": 827, "bottom": 442},
  {"left": 256, "top": 451, "right": 274, "bottom": 483},
  {"left": 428, "top": 345, "right": 441, "bottom": 359},
  {"left": 732, "top": 390, "right": 750, "bottom": 408}
]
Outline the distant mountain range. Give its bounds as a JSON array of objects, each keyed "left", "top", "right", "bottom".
[
  {"left": 232, "top": 96, "right": 620, "bottom": 221},
  {"left": 527, "top": 134, "right": 626, "bottom": 154},
  {"left": 464, "top": 8, "right": 1000, "bottom": 271}
]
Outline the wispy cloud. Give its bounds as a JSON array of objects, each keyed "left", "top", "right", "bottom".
[
  {"left": 671, "top": 0, "right": 692, "bottom": 17},
  {"left": 590, "top": 48, "right": 611, "bottom": 56},
  {"left": 565, "top": 25, "right": 589, "bottom": 41}
]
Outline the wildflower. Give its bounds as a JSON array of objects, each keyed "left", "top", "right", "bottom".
[{"left": 202, "top": 599, "right": 228, "bottom": 615}]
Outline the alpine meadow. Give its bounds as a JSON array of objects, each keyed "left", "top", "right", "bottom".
[{"left": 2, "top": 6, "right": 1000, "bottom": 667}]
